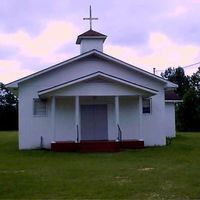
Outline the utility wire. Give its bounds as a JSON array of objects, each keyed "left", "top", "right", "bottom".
[
  {"left": 155, "top": 61, "right": 200, "bottom": 73},
  {"left": 182, "top": 61, "right": 200, "bottom": 69}
]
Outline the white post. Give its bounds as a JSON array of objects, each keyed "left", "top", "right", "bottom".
[
  {"left": 51, "top": 96, "right": 56, "bottom": 141},
  {"left": 75, "top": 96, "right": 80, "bottom": 142},
  {"left": 138, "top": 95, "right": 142, "bottom": 140},
  {"left": 115, "top": 96, "right": 120, "bottom": 140},
  {"left": 115, "top": 96, "right": 119, "bottom": 125}
]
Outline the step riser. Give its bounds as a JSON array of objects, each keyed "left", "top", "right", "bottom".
[{"left": 51, "top": 140, "right": 144, "bottom": 152}]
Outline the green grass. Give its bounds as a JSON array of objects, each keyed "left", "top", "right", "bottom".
[{"left": 0, "top": 132, "right": 200, "bottom": 199}]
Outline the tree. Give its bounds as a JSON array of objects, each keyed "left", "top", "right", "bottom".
[
  {"left": 0, "top": 83, "right": 18, "bottom": 130},
  {"left": 176, "top": 88, "right": 200, "bottom": 131},
  {"left": 190, "top": 67, "right": 200, "bottom": 93},
  {"left": 161, "top": 67, "right": 190, "bottom": 97},
  {"left": 162, "top": 67, "right": 200, "bottom": 131}
]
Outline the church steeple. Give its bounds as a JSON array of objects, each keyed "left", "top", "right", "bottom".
[
  {"left": 83, "top": 5, "right": 98, "bottom": 30},
  {"left": 76, "top": 6, "right": 107, "bottom": 54}
]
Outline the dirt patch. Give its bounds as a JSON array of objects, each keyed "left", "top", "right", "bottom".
[
  {"left": 138, "top": 167, "right": 154, "bottom": 171},
  {"left": 114, "top": 176, "right": 130, "bottom": 184}
]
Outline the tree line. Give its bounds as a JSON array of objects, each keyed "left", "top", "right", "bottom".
[
  {"left": 161, "top": 67, "right": 200, "bottom": 131},
  {"left": 0, "top": 83, "right": 18, "bottom": 130}
]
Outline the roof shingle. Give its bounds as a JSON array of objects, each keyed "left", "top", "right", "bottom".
[
  {"left": 76, "top": 30, "right": 107, "bottom": 44},
  {"left": 78, "top": 30, "right": 106, "bottom": 37}
]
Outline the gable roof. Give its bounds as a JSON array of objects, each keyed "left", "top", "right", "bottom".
[
  {"left": 77, "top": 30, "right": 107, "bottom": 37},
  {"left": 76, "top": 30, "right": 107, "bottom": 44},
  {"left": 6, "top": 49, "right": 177, "bottom": 88},
  {"left": 38, "top": 71, "right": 158, "bottom": 96}
]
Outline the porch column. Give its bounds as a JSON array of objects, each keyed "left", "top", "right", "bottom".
[
  {"left": 138, "top": 95, "right": 142, "bottom": 139},
  {"left": 51, "top": 96, "right": 56, "bottom": 141},
  {"left": 75, "top": 96, "right": 80, "bottom": 142},
  {"left": 115, "top": 96, "right": 121, "bottom": 141}
]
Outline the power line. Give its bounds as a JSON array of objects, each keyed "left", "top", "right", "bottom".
[
  {"left": 154, "top": 61, "right": 200, "bottom": 73},
  {"left": 182, "top": 61, "right": 200, "bottom": 69}
]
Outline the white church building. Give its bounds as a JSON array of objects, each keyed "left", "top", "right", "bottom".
[{"left": 7, "top": 12, "right": 179, "bottom": 152}]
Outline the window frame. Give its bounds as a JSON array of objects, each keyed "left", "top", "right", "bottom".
[
  {"left": 33, "top": 98, "right": 48, "bottom": 117},
  {"left": 142, "top": 97, "right": 152, "bottom": 114}
]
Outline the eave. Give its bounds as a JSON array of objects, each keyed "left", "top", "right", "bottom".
[{"left": 165, "top": 100, "right": 183, "bottom": 103}]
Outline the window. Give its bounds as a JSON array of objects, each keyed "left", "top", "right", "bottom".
[
  {"left": 33, "top": 98, "right": 47, "bottom": 116},
  {"left": 142, "top": 98, "right": 151, "bottom": 114}
]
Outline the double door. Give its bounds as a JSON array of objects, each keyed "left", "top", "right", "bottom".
[{"left": 81, "top": 104, "right": 108, "bottom": 140}]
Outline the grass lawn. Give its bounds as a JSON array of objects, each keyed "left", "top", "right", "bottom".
[{"left": 0, "top": 132, "right": 200, "bottom": 199}]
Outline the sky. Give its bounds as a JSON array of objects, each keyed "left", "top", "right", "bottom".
[{"left": 0, "top": 0, "right": 200, "bottom": 84}]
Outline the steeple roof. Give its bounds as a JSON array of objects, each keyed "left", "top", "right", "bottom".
[{"left": 76, "top": 29, "right": 107, "bottom": 44}]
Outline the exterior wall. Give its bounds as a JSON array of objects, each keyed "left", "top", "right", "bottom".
[
  {"left": 18, "top": 92, "right": 142, "bottom": 149},
  {"left": 80, "top": 39, "right": 104, "bottom": 53},
  {"left": 18, "top": 85, "right": 52, "bottom": 149},
  {"left": 165, "top": 102, "right": 176, "bottom": 137},
  {"left": 119, "top": 97, "right": 140, "bottom": 140},
  {"left": 55, "top": 98, "right": 76, "bottom": 141},
  {"left": 79, "top": 96, "right": 140, "bottom": 141},
  {"left": 141, "top": 89, "right": 166, "bottom": 146},
  {"left": 18, "top": 55, "right": 167, "bottom": 149},
  {"left": 22, "top": 56, "right": 165, "bottom": 94},
  {"left": 48, "top": 96, "right": 140, "bottom": 145}
]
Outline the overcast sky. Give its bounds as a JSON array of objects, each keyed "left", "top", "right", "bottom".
[{"left": 0, "top": 0, "right": 200, "bottom": 83}]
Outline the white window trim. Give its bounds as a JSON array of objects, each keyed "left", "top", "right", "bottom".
[
  {"left": 33, "top": 98, "right": 48, "bottom": 117},
  {"left": 142, "top": 97, "right": 152, "bottom": 114}
]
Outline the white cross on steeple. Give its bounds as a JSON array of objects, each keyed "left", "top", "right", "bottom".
[{"left": 83, "top": 5, "right": 98, "bottom": 30}]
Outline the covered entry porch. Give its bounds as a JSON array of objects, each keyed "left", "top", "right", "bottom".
[
  {"left": 49, "top": 95, "right": 144, "bottom": 152},
  {"left": 38, "top": 72, "right": 157, "bottom": 152}
]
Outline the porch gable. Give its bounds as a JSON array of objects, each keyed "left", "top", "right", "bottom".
[{"left": 38, "top": 72, "right": 158, "bottom": 97}]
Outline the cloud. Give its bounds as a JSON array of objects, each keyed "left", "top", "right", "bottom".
[
  {"left": 0, "top": 60, "right": 33, "bottom": 84},
  {"left": 167, "top": 5, "right": 187, "bottom": 17},
  {"left": 0, "top": 20, "right": 78, "bottom": 57},
  {"left": 105, "top": 32, "right": 200, "bottom": 74},
  {"left": 156, "top": 1, "right": 200, "bottom": 45},
  {"left": 0, "top": 46, "right": 19, "bottom": 59},
  {"left": 0, "top": 19, "right": 80, "bottom": 83},
  {"left": 0, "top": 0, "right": 74, "bottom": 34},
  {"left": 1, "top": 0, "right": 200, "bottom": 83},
  {"left": 22, "top": 21, "right": 78, "bottom": 58}
]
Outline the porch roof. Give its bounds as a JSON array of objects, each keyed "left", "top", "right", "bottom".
[{"left": 38, "top": 71, "right": 158, "bottom": 96}]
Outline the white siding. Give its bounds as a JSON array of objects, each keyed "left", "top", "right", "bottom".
[
  {"left": 119, "top": 97, "right": 140, "bottom": 140},
  {"left": 80, "top": 39, "right": 104, "bottom": 53},
  {"left": 22, "top": 56, "right": 165, "bottom": 93},
  {"left": 18, "top": 55, "right": 168, "bottom": 149},
  {"left": 55, "top": 98, "right": 76, "bottom": 141},
  {"left": 18, "top": 86, "right": 52, "bottom": 149},
  {"left": 165, "top": 102, "right": 176, "bottom": 137},
  {"left": 141, "top": 90, "right": 166, "bottom": 146},
  {"left": 44, "top": 81, "right": 150, "bottom": 97}
]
